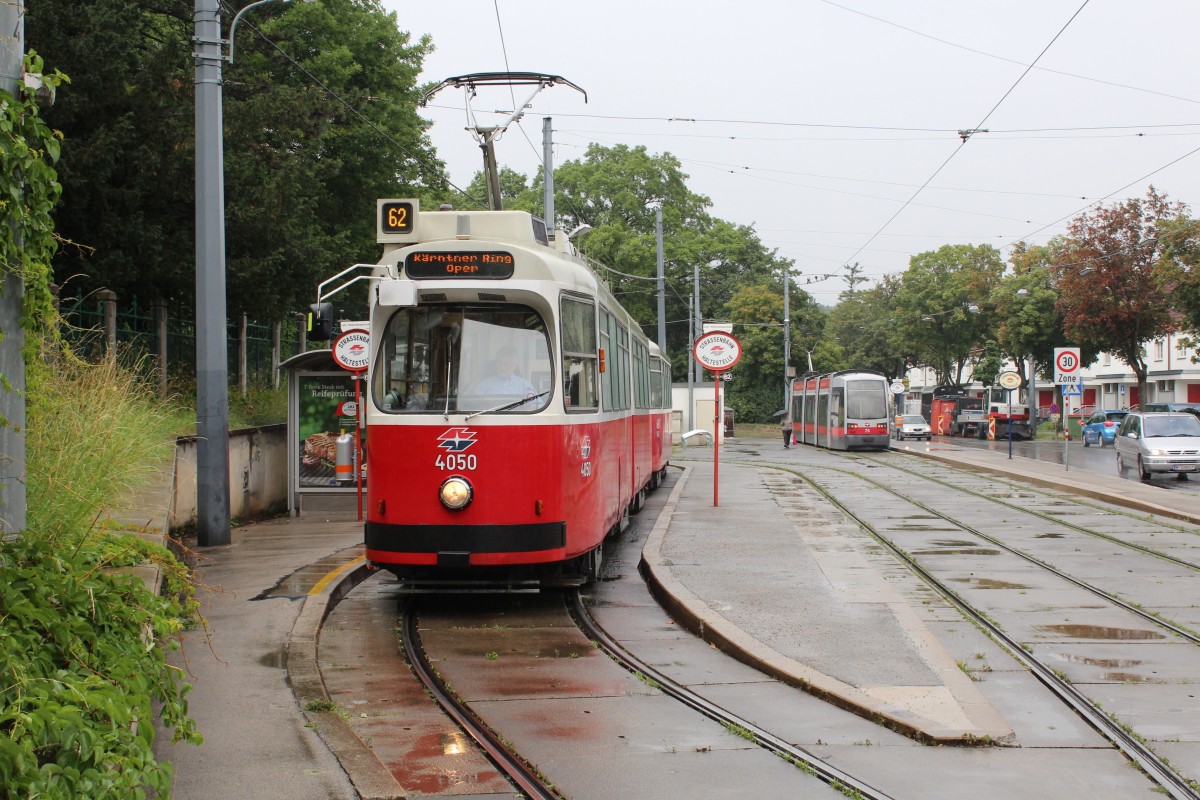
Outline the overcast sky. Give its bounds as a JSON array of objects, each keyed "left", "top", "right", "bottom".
[{"left": 378, "top": 0, "right": 1200, "bottom": 306}]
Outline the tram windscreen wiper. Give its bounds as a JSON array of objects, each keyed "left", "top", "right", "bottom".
[{"left": 464, "top": 391, "right": 550, "bottom": 421}]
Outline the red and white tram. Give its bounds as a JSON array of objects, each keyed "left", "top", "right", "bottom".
[
  {"left": 356, "top": 201, "right": 672, "bottom": 590},
  {"left": 791, "top": 370, "right": 891, "bottom": 451}
]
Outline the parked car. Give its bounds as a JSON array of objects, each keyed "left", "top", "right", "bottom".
[
  {"left": 895, "top": 414, "right": 932, "bottom": 441},
  {"left": 1081, "top": 410, "right": 1129, "bottom": 447},
  {"left": 1114, "top": 412, "right": 1200, "bottom": 481},
  {"left": 1141, "top": 402, "right": 1200, "bottom": 415}
]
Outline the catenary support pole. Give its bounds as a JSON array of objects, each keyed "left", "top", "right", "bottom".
[
  {"left": 542, "top": 118, "right": 554, "bottom": 234},
  {"left": 655, "top": 206, "right": 666, "bottom": 354},
  {"left": 194, "top": 0, "right": 232, "bottom": 546}
]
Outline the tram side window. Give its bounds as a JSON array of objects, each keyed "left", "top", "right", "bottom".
[
  {"left": 600, "top": 309, "right": 614, "bottom": 410},
  {"left": 650, "top": 358, "right": 663, "bottom": 408},
  {"left": 634, "top": 341, "right": 649, "bottom": 409},
  {"left": 615, "top": 324, "right": 630, "bottom": 411},
  {"left": 561, "top": 295, "right": 598, "bottom": 411}
]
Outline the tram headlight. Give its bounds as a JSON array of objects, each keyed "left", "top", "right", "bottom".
[{"left": 439, "top": 476, "right": 473, "bottom": 510}]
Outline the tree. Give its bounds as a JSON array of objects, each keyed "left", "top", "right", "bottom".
[
  {"left": 464, "top": 166, "right": 529, "bottom": 211},
  {"left": 973, "top": 339, "right": 1004, "bottom": 388},
  {"left": 826, "top": 278, "right": 907, "bottom": 378},
  {"left": 1157, "top": 214, "right": 1200, "bottom": 347},
  {"left": 893, "top": 244, "right": 1004, "bottom": 385},
  {"left": 1055, "top": 188, "right": 1184, "bottom": 404},
  {"left": 27, "top": 0, "right": 443, "bottom": 322},
  {"left": 541, "top": 144, "right": 793, "bottom": 402},
  {"left": 842, "top": 261, "right": 869, "bottom": 296},
  {"left": 725, "top": 283, "right": 787, "bottom": 421}
]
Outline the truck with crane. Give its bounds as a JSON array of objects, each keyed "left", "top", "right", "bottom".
[{"left": 928, "top": 385, "right": 1032, "bottom": 440}]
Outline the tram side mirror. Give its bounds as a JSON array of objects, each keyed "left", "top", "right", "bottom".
[{"left": 308, "top": 302, "right": 334, "bottom": 341}]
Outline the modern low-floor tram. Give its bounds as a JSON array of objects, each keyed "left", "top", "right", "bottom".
[{"left": 791, "top": 370, "right": 891, "bottom": 451}]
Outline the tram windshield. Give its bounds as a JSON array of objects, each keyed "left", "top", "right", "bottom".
[
  {"left": 845, "top": 380, "right": 887, "bottom": 420},
  {"left": 374, "top": 304, "right": 552, "bottom": 414}
]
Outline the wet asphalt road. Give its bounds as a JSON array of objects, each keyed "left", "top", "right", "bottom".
[{"left": 913, "top": 434, "right": 1200, "bottom": 494}]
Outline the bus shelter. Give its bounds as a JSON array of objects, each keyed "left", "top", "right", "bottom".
[{"left": 280, "top": 350, "right": 365, "bottom": 516}]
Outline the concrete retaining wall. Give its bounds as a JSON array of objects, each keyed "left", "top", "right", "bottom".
[{"left": 171, "top": 424, "right": 289, "bottom": 530}]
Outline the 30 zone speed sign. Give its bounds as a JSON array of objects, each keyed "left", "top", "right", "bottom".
[{"left": 1054, "top": 347, "right": 1081, "bottom": 385}]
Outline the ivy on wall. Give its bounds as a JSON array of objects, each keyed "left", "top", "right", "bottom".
[{"left": 0, "top": 51, "right": 66, "bottom": 370}]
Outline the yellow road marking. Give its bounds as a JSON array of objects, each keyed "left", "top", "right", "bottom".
[{"left": 308, "top": 555, "right": 366, "bottom": 596}]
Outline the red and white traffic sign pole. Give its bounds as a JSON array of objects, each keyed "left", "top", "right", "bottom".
[
  {"left": 333, "top": 329, "right": 370, "bottom": 520},
  {"left": 693, "top": 332, "right": 742, "bottom": 507},
  {"left": 1054, "top": 347, "right": 1082, "bottom": 473}
]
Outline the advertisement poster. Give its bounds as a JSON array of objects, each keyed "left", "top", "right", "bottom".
[{"left": 297, "top": 374, "right": 366, "bottom": 488}]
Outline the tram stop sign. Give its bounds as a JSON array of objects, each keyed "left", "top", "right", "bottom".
[
  {"left": 998, "top": 371, "right": 1022, "bottom": 391},
  {"left": 693, "top": 331, "right": 742, "bottom": 373}
]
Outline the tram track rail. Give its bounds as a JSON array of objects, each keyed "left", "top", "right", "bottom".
[
  {"left": 802, "top": 459, "right": 1200, "bottom": 645},
  {"left": 788, "top": 460, "right": 1200, "bottom": 800},
  {"left": 399, "top": 599, "right": 562, "bottom": 800},
  {"left": 396, "top": 585, "right": 900, "bottom": 800},
  {"left": 566, "top": 589, "right": 897, "bottom": 800},
  {"left": 856, "top": 451, "right": 1200, "bottom": 566}
]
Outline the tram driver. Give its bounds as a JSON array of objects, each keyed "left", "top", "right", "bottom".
[{"left": 473, "top": 345, "right": 535, "bottom": 398}]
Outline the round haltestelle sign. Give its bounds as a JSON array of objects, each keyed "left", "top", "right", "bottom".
[
  {"left": 332, "top": 329, "right": 371, "bottom": 372},
  {"left": 693, "top": 331, "right": 742, "bottom": 372}
]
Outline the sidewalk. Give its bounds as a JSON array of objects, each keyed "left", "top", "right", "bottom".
[
  {"left": 151, "top": 513, "right": 368, "bottom": 800},
  {"left": 644, "top": 458, "right": 1012, "bottom": 743}
]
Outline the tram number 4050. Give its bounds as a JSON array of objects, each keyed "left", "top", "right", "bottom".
[{"left": 436, "top": 454, "right": 477, "bottom": 471}]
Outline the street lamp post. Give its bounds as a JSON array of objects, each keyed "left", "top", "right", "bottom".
[
  {"left": 1015, "top": 288, "right": 1038, "bottom": 440},
  {"left": 783, "top": 266, "right": 791, "bottom": 408},
  {"left": 653, "top": 204, "right": 666, "bottom": 354},
  {"left": 194, "top": 0, "right": 231, "bottom": 548},
  {"left": 194, "top": 0, "right": 305, "bottom": 547}
]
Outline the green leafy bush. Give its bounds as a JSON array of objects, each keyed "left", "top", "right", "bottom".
[
  {"left": 5, "top": 338, "right": 200, "bottom": 797},
  {"left": 0, "top": 534, "right": 200, "bottom": 799}
]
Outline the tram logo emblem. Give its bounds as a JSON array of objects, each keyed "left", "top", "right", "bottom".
[
  {"left": 437, "top": 427, "right": 477, "bottom": 452},
  {"left": 580, "top": 435, "right": 591, "bottom": 459}
]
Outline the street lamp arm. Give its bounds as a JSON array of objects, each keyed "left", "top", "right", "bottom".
[
  {"left": 227, "top": 0, "right": 274, "bottom": 64},
  {"left": 228, "top": 0, "right": 314, "bottom": 64}
]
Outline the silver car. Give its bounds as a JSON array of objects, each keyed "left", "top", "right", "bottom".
[
  {"left": 895, "top": 414, "right": 932, "bottom": 441},
  {"left": 1114, "top": 412, "right": 1200, "bottom": 481}
]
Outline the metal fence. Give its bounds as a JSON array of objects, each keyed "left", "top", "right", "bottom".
[{"left": 59, "top": 289, "right": 302, "bottom": 395}]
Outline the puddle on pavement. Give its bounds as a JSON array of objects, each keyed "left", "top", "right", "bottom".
[
  {"left": 951, "top": 577, "right": 1030, "bottom": 589},
  {"left": 1059, "top": 654, "right": 1143, "bottom": 669},
  {"left": 1038, "top": 624, "right": 1165, "bottom": 640},
  {"left": 914, "top": 548, "right": 1001, "bottom": 556},
  {"left": 250, "top": 549, "right": 363, "bottom": 600},
  {"left": 913, "top": 538, "right": 1001, "bottom": 556},
  {"left": 258, "top": 646, "right": 288, "bottom": 669},
  {"left": 1101, "top": 672, "right": 1155, "bottom": 682}
]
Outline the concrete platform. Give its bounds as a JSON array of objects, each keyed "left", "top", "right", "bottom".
[{"left": 643, "top": 460, "right": 1013, "bottom": 744}]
